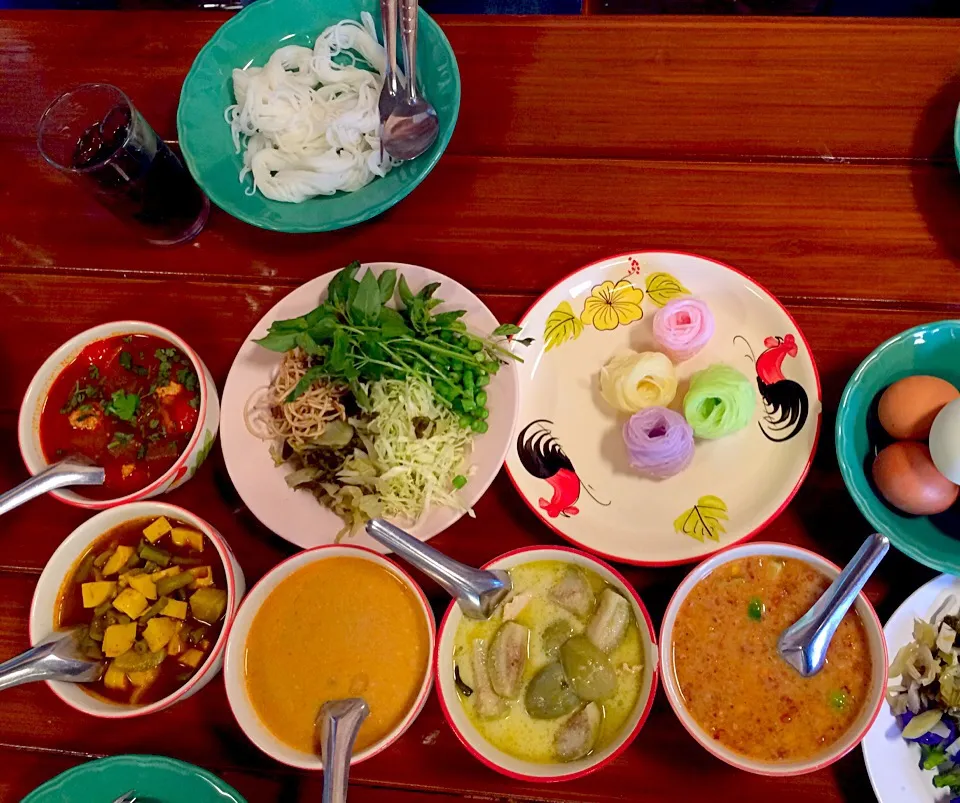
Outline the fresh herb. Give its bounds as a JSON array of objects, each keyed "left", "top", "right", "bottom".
[
  {"left": 60, "top": 381, "right": 100, "bottom": 414},
  {"left": 254, "top": 263, "right": 528, "bottom": 426},
  {"left": 188, "top": 397, "right": 200, "bottom": 409},
  {"left": 827, "top": 689, "right": 848, "bottom": 711},
  {"left": 107, "top": 432, "right": 134, "bottom": 452},
  {"left": 155, "top": 347, "right": 178, "bottom": 383},
  {"left": 149, "top": 418, "right": 160, "bottom": 430},
  {"left": 119, "top": 351, "right": 134, "bottom": 371},
  {"left": 136, "top": 443, "right": 147, "bottom": 461},
  {"left": 148, "top": 431, "right": 166, "bottom": 443},
  {"left": 747, "top": 597, "right": 764, "bottom": 621},
  {"left": 933, "top": 768, "right": 960, "bottom": 789},
  {"left": 105, "top": 390, "right": 140, "bottom": 422},
  {"left": 176, "top": 367, "right": 199, "bottom": 392},
  {"left": 921, "top": 744, "right": 949, "bottom": 771},
  {"left": 88, "top": 364, "right": 99, "bottom": 381}
]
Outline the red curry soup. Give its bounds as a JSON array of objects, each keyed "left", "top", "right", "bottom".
[
  {"left": 39, "top": 333, "right": 201, "bottom": 499},
  {"left": 56, "top": 514, "right": 228, "bottom": 706},
  {"left": 671, "top": 556, "right": 872, "bottom": 762}
]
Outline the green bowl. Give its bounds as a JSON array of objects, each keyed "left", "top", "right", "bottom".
[
  {"left": 837, "top": 320, "right": 960, "bottom": 573},
  {"left": 177, "top": 0, "right": 460, "bottom": 233},
  {"left": 23, "top": 755, "right": 247, "bottom": 803}
]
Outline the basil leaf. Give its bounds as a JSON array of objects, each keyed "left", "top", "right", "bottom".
[
  {"left": 379, "top": 307, "right": 411, "bottom": 337},
  {"left": 491, "top": 323, "right": 522, "bottom": 337},
  {"left": 284, "top": 366, "right": 326, "bottom": 402},
  {"left": 398, "top": 275, "right": 415, "bottom": 308},
  {"left": 328, "top": 261, "right": 361, "bottom": 308},
  {"left": 253, "top": 331, "right": 300, "bottom": 352},
  {"left": 267, "top": 316, "right": 309, "bottom": 334},
  {"left": 418, "top": 282, "right": 441, "bottom": 301},
  {"left": 514, "top": 337, "right": 535, "bottom": 347},
  {"left": 377, "top": 269, "right": 397, "bottom": 304},
  {"left": 351, "top": 268, "right": 382, "bottom": 323},
  {"left": 432, "top": 310, "right": 467, "bottom": 328},
  {"left": 329, "top": 330, "right": 350, "bottom": 373},
  {"left": 295, "top": 332, "right": 325, "bottom": 356}
]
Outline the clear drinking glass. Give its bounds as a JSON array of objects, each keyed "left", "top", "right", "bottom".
[{"left": 37, "top": 83, "right": 210, "bottom": 246}]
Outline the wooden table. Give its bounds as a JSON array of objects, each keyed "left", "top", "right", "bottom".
[{"left": 1, "top": 10, "right": 959, "bottom": 802}]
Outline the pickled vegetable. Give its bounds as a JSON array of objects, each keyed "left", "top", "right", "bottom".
[
  {"left": 112, "top": 646, "right": 167, "bottom": 673},
  {"left": 555, "top": 703, "right": 602, "bottom": 761},
  {"left": 560, "top": 635, "right": 617, "bottom": 701},
  {"left": 585, "top": 589, "right": 631, "bottom": 653},
  {"left": 487, "top": 621, "right": 529, "bottom": 698},
  {"left": 189, "top": 588, "right": 228, "bottom": 624},
  {"left": 549, "top": 567, "right": 595, "bottom": 618},
  {"left": 525, "top": 662, "right": 580, "bottom": 719},
  {"left": 156, "top": 571, "right": 195, "bottom": 598}
]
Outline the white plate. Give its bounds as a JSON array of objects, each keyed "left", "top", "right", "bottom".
[
  {"left": 221, "top": 262, "right": 519, "bottom": 550},
  {"left": 504, "top": 251, "right": 821, "bottom": 566},
  {"left": 863, "top": 573, "right": 960, "bottom": 803}
]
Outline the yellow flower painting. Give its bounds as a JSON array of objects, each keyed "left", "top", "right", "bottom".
[{"left": 580, "top": 280, "right": 645, "bottom": 331}]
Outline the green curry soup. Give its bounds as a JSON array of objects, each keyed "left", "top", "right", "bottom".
[{"left": 452, "top": 560, "right": 643, "bottom": 764}]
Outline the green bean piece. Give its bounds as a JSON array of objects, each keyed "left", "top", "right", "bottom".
[
  {"left": 93, "top": 550, "right": 113, "bottom": 569},
  {"left": 472, "top": 420, "right": 489, "bottom": 434},
  {"left": 133, "top": 639, "right": 149, "bottom": 655},
  {"left": 139, "top": 544, "right": 171, "bottom": 567},
  {"left": 172, "top": 556, "right": 202, "bottom": 566},
  {"left": 89, "top": 617, "right": 105, "bottom": 641},
  {"left": 156, "top": 571, "right": 195, "bottom": 597},
  {"left": 477, "top": 407, "right": 489, "bottom": 420},
  {"left": 116, "top": 614, "right": 131, "bottom": 624},
  {"left": 144, "top": 561, "right": 158, "bottom": 573},
  {"left": 188, "top": 625, "right": 208, "bottom": 646},
  {"left": 466, "top": 339, "right": 483, "bottom": 353},
  {"left": 474, "top": 390, "right": 487, "bottom": 407},
  {"left": 463, "top": 371, "right": 474, "bottom": 390},
  {"left": 123, "top": 550, "right": 142, "bottom": 570},
  {"left": 139, "top": 598, "right": 167, "bottom": 623},
  {"left": 476, "top": 373, "right": 490, "bottom": 388},
  {"left": 93, "top": 600, "right": 113, "bottom": 617},
  {"left": 176, "top": 588, "right": 188, "bottom": 601},
  {"left": 452, "top": 475, "right": 467, "bottom": 490},
  {"left": 459, "top": 415, "right": 472, "bottom": 429},
  {"left": 461, "top": 398, "right": 476, "bottom": 412},
  {"left": 74, "top": 553, "right": 97, "bottom": 584}
]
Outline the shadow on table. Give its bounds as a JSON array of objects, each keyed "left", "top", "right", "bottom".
[{"left": 911, "top": 75, "right": 960, "bottom": 265}]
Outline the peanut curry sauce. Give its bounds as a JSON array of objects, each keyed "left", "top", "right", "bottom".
[{"left": 672, "top": 556, "right": 872, "bottom": 762}]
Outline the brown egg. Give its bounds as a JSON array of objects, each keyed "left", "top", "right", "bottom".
[
  {"left": 872, "top": 441, "right": 959, "bottom": 515},
  {"left": 878, "top": 375, "right": 960, "bottom": 440}
]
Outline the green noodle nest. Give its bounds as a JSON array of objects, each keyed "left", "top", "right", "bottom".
[{"left": 682, "top": 363, "right": 756, "bottom": 439}]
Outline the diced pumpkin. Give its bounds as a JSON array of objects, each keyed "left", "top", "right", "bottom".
[
  {"left": 143, "top": 516, "right": 173, "bottom": 543},
  {"left": 179, "top": 648, "right": 204, "bottom": 669},
  {"left": 189, "top": 588, "right": 228, "bottom": 624},
  {"left": 189, "top": 566, "right": 214, "bottom": 589},
  {"left": 127, "top": 573, "right": 157, "bottom": 601},
  {"left": 143, "top": 616, "right": 177, "bottom": 652},
  {"left": 102, "top": 545, "right": 135, "bottom": 577},
  {"left": 112, "top": 587, "right": 148, "bottom": 619},
  {"left": 162, "top": 598, "right": 188, "bottom": 620},
  {"left": 81, "top": 581, "right": 117, "bottom": 608},
  {"left": 103, "top": 661, "right": 129, "bottom": 691},
  {"left": 167, "top": 626, "right": 185, "bottom": 657},
  {"left": 128, "top": 667, "right": 161, "bottom": 688},
  {"left": 150, "top": 565, "right": 181, "bottom": 583},
  {"left": 102, "top": 622, "right": 137, "bottom": 658},
  {"left": 170, "top": 527, "right": 205, "bottom": 552}
]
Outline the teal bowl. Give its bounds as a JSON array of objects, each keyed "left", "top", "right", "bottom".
[
  {"left": 23, "top": 755, "right": 247, "bottom": 803},
  {"left": 955, "top": 102, "right": 959, "bottom": 173},
  {"left": 177, "top": 0, "right": 460, "bottom": 233},
  {"left": 837, "top": 320, "right": 960, "bottom": 573}
]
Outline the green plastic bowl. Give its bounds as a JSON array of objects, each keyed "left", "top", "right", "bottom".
[
  {"left": 23, "top": 755, "right": 247, "bottom": 803},
  {"left": 837, "top": 320, "right": 960, "bottom": 573},
  {"left": 177, "top": 0, "right": 460, "bottom": 233}
]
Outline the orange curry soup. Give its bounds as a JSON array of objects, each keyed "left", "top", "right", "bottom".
[
  {"left": 244, "top": 556, "right": 430, "bottom": 754},
  {"left": 672, "top": 556, "right": 872, "bottom": 762}
]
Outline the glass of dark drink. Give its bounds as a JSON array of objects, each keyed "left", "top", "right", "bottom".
[{"left": 37, "top": 83, "right": 209, "bottom": 246}]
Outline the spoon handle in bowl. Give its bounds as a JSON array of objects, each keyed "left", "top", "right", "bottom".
[
  {"left": 397, "top": 0, "right": 420, "bottom": 101},
  {"left": 319, "top": 698, "right": 369, "bottom": 803},
  {"left": 0, "top": 458, "right": 105, "bottom": 517}
]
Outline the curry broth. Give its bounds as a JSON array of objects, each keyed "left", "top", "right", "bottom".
[
  {"left": 672, "top": 556, "right": 872, "bottom": 762},
  {"left": 244, "top": 557, "right": 430, "bottom": 754}
]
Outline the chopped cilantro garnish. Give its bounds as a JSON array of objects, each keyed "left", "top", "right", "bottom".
[
  {"left": 88, "top": 364, "right": 99, "bottom": 381},
  {"left": 107, "top": 432, "right": 134, "bottom": 452},
  {"left": 188, "top": 396, "right": 200, "bottom": 409},
  {"left": 119, "top": 351, "right": 134, "bottom": 371},
  {"left": 104, "top": 390, "right": 139, "bottom": 422},
  {"left": 149, "top": 418, "right": 160, "bottom": 430},
  {"left": 136, "top": 443, "right": 147, "bottom": 461},
  {"left": 176, "top": 367, "right": 199, "bottom": 392},
  {"left": 60, "top": 381, "right": 98, "bottom": 414}
]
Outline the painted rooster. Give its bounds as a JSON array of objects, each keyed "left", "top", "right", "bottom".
[
  {"left": 516, "top": 420, "right": 607, "bottom": 518},
  {"left": 736, "top": 334, "right": 809, "bottom": 443}
]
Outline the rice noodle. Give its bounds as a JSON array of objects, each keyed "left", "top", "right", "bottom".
[{"left": 224, "top": 13, "right": 397, "bottom": 203}]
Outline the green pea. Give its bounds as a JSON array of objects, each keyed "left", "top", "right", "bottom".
[
  {"left": 472, "top": 419, "right": 488, "bottom": 434},
  {"left": 475, "top": 391, "right": 487, "bottom": 406}
]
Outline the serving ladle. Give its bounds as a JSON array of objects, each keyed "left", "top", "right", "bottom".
[
  {"left": 316, "top": 697, "right": 370, "bottom": 803},
  {"left": 0, "top": 456, "right": 104, "bottom": 517},
  {"left": 365, "top": 519, "right": 511, "bottom": 619},
  {"left": 778, "top": 533, "right": 889, "bottom": 677},
  {"left": 0, "top": 629, "right": 104, "bottom": 691}
]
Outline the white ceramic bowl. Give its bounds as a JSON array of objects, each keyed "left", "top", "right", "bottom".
[
  {"left": 659, "top": 541, "right": 888, "bottom": 777},
  {"left": 29, "top": 501, "right": 246, "bottom": 718},
  {"left": 223, "top": 544, "right": 436, "bottom": 769},
  {"left": 18, "top": 320, "right": 221, "bottom": 509},
  {"left": 435, "top": 546, "right": 659, "bottom": 782}
]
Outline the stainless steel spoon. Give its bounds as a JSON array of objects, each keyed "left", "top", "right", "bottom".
[
  {"left": 377, "top": 0, "right": 402, "bottom": 144},
  {"left": 317, "top": 698, "right": 370, "bottom": 803},
  {"left": 366, "top": 519, "right": 511, "bottom": 619},
  {"left": 381, "top": 0, "right": 439, "bottom": 161},
  {"left": 778, "top": 533, "right": 889, "bottom": 677},
  {"left": 0, "top": 630, "right": 104, "bottom": 692},
  {"left": 0, "top": 456, "right": 104, "bottom": 517}
]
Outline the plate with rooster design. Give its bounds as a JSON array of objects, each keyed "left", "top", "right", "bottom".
[{"left": 504, "top": 251, "right": 821, "bottom": 566}]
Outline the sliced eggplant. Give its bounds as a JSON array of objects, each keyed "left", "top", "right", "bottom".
[
  {"left": 560, "top": 635, "right": 617, "bottom": 701},
  {"left": 525, "top": 662, "right": 580, "bottom": 720},
  {"left": 488, "top": 621, "right": 530, "bottom": 698},
  {"left": 542, "top": 619, "right": 576, "bottom": 660},
  {"left": 472, "top": 639, "right": 507, "bottom": 719},
  {"left": 550, "top": 567, "right": 595, "bottom": 618},
  {"left": 555, "top": 702, "right": 602, "bottom": 761},
  {"left": 586, "top": 588, "right": 631, "bottom": 653}
]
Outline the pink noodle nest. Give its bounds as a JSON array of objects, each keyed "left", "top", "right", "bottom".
[
  {"left": 622, "top": 406, "right": 695, "bottom": 479},
  {"left": 652, "top": 297, "right": 715, "bottom": 362}
]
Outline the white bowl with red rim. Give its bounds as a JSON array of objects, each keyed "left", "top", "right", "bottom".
[
  {"left": 222, "top": 544, "right": 436, "bottom": 770},
  {"left": 29, "top": 501, "right": 245, "bottom": 718},
  {"left": 17, "top": 320, "right": 220, "bottom": 509},
  {"left": 659, "top": 541, "right": 888, "bottom": 776},
  {"left": 435, "top": 545, "right": 659, "bottom": 782}
]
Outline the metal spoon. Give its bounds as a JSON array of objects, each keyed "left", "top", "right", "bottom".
[
  {"left": 377, "top": 0, "right": 402, "bottom": 144},
  {"left": 366, "top": 519, "right": 510, "bottom": 619},
  {"left": 778, "top": 533, "right": 889, "bottom": 677},
  {"left": 317, "top": 698, "right": 370, "bottom": 803},
  {"left": 381, "top": 0, "right": 439, "bottom": 161},
  {"left": 0, "top": 456, "right": 104, "bottom": 517},
  {"left": 0, "top": 629, "right": 104, "bottom": 692}
]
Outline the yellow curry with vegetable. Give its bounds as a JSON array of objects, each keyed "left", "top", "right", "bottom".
[{"left": 55, "top": 515, "right": 229, "bottom": 706}]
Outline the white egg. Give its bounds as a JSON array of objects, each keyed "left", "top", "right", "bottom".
[{"left": 929, "top": 398, "right": 960, "bottom": 484}]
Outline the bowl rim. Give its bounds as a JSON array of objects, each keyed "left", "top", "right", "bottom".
[
  {"left": 17, "top": 320, "right": 211, "bottom": 510},
  {"left": 503, "top": 249, "right": 823, "bottom": 567},
  {"left": 28, "top": 501, "right": 239, "bottom": 719},
  {"left": 221, "top": 543, "right": 437, "bottom": 769},
  {"left": 836, "top": 319, "right": 960, "bottom": 574},
  {"left": 657, "top": 540, "right": 888, "bottom": 777},
  {"left": 176, "top": 0, "right": 461, "bottom": 234},
  {"left": 434, "top": 544, "right": 660, "bottom": 783}
]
